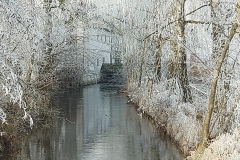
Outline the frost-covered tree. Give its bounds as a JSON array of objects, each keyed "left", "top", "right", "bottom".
[{"left": 0, "top": 0, "right": 86, "bottom": 133}]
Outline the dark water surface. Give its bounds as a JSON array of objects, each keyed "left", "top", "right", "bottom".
[{"left": 17, "top": 84, "right": 183, "bottom": 160}]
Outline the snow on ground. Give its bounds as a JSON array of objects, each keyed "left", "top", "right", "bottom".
[{"left": 198, "top": 129, "right": 240, "bottom": 160}]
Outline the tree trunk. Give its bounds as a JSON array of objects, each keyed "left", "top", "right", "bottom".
[
  {"left": 210, "top": 0, "right": 226, "bottom": 66},
  {"left": 25, "top": 53, "right": 35, "bottom": 83},
  {"left": 154, "top": 37, "right": 165, "bottom": 80},
  {"left": 43, "top": 0, "right": 53, "bottom": 73},
  {"left": 176, "top": 0, "right": 192, "bottom": 103},
  {"left": 138, "top": 40, "right": 147, "bottom": 87},
  {"left": 237, "top": 0, "right": 240, "bottom": 32},
  {"left": 167, "top": 41, "right": 177, "bottom": 80},
  {"left": 148, "top": 37, "right": 165, "bottom": 98}
]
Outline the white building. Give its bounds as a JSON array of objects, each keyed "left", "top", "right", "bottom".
[{"left": 82, "top": 28, "right": 122, "bottom": 83}]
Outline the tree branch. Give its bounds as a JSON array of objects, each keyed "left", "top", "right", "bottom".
[
  {"left": 185, "top": 20, "right": 209, "bottom": 24},
  {"left": 185, "top": 4, "right": 209, "bottom": 17}
]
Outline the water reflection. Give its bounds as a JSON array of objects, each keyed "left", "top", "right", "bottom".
[{"left": 19, "top": 84, "right": 182, "bottom": 160}]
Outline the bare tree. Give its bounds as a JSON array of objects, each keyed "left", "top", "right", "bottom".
[{"left": 194, "top": 23, "right": 238, "bottom": 159}]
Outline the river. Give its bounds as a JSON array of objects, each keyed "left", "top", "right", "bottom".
[{"left": 17, "top": 84, "right": 183, "bottom": 160}]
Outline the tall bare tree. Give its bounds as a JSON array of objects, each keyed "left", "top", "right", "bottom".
[{"left": 194, "top": 23, "right": 238, "bottom": 159}]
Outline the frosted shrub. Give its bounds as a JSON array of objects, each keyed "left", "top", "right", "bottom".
[
  {"left": 167, "top": 104, "right": 201, "bottom": 149},
  {"left": 199, "top": 129, "right": 240, "bottom": 160}
]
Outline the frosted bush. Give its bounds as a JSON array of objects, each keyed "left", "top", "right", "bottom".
[
  {"left": 168, "top": 109, "right": 201, "bottom": 149},
  {"left": 199, "top": 129, "right": 240, "bottom": 160}
]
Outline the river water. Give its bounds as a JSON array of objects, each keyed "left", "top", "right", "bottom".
[{"left": 17, "top": 84, "right": 183, "bottom": 160}]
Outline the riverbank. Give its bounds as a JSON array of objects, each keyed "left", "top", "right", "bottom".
[
  {"left": 127, "top": 83, "right": 197, "bottom": 158},
  {"left": 0, "top": 92, "right": 55, "bottom": 158},
  {"left": 126, "top": 82, "right": 213, "bottom": 158},
  {"left": 127, "top": 81, "right": 240, "bottom": 159}
]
